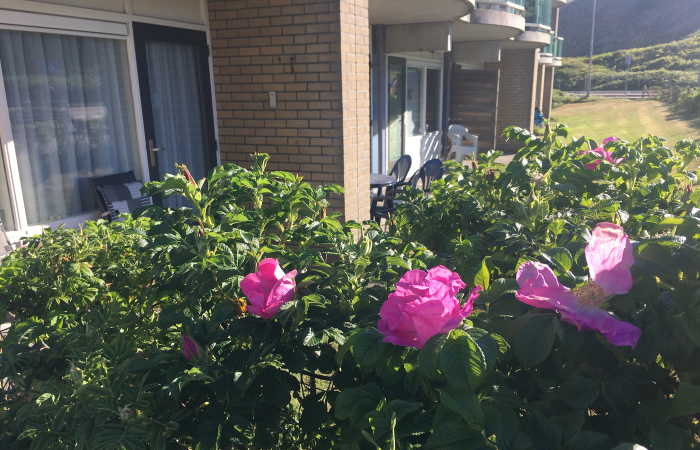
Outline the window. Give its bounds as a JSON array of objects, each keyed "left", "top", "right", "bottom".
[
  {"left": 426, "top": 68, "right": 441, "bottom": 133},
  {"left": 406, "top": 66, "right": 422, "bottom": 137},
  {"left": 0, "top": 30, "right": 141, "bottom": 226},
  {"left": 387, "top": 56, "right": 405, "bottom": 165}
]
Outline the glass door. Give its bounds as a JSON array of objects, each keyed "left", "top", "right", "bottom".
[
  {"left": 132, "top": 23, "right": 217, "bottom": 208},
  {"left": 387, "top": 56, "right": 405, "bottom": 170}
]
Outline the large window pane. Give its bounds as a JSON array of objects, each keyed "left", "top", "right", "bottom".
[
  {"left": 387, "top": 56, "right": 405, "bottom": 164},
  {"left": 406, "top": 66, "right": 422, "bottom": 137},
  {"left": 426, "top": 68, "right": 441, "bottom": 133},
  {"left": 0, "top": 30, "right": 141, "bottom": 225}
]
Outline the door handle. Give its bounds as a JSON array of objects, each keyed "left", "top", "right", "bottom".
[{"left": 148, "top": 139, "right": 165, "bottom": 167}]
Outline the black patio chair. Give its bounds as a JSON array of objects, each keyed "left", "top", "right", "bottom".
[
  {"left": 416, "top": 159, "right": 444, "bottom": 192},
  {"left": 87, "top": 171, "right": 151, "bottom": 222},
  {"left": 388, "top": 155, "right": 412, "bottom": 188}
]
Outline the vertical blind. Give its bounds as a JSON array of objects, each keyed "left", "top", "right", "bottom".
[{"left": 0, "top": 29, "right": 141, "bottom": 226}]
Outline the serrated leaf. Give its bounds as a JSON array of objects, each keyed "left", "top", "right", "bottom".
[
  {"left": 561, "top": 371, "right": 600, "bottom": 409},
  {"left": 634, "top": 243, "right": 679, "bottom": 280},
  {"left": 438, "top": 333, "right": 486, "bottom": 392},
  {"left": 670, "top": 382, "right": 700, "bottom": 417},
  {"left": 439, "top": 387, "right": 484, "bottom": 430},
  {"left": 514, "top": 317, "right": 555, "bottom": 368},
  {"left": 351, "top": 329, "right": 386, "bottom": 367},
  {"left": 427, "top": 421, "right": 484, "bottom": 450}
]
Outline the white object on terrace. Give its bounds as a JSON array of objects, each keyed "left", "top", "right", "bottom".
[{"left": 447, "top": 124, "right": 478, "bottom": 163}]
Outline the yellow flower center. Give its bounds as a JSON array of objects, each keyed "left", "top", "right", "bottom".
[{"left": 574, "top": 281, "right": 607, "bottom": 308}]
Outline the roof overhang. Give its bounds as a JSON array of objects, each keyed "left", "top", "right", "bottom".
[
  {"left": 453, "top": 9, "right": 524, "bottom": 42},
  {"left": 369, "top": 0, "right": 475, "bottom": 25}
]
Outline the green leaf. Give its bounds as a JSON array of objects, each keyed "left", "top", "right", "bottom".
[
  {"left": 477, "top": 278, "right": 519, "bottom": 304},
  {"left": 561, "top": 371, "right": 600, "bottom": 409},
  {"left": 634, "top": 243, "right": 679, "bottom": 280},
  {"left": 543, "top": 247, "right": 573, "bottom": 272},
  {"left": 350, "top": 329, "right": 386, "bottom": 367},
  {"left": 610, "top": 444, "right": 648, "bottom": 450},
  {"left": 438, "top": 332, "right": 487, "bottom": 392},
  {"left": 299, "top": 395, "right": 327, "bottom": 431},
  {"left": 419, "top": 334, "right": 443, "bottom": 378},
  {"left": 427, "top": 422, "right": 484, "bottom": 450},
  {"left": 439, "top": 387, "right": 484, "bottom": 430},
  {"left": 334, "top": 384, "right": 382, "bottom": 422},
  {"left": 474, "top": 260, "right": 490, "bottom": 290},
  {"left": 564, "top": 431, "right": 609, "bottom": 450},
  {"left": 650, "top": 217, "right": 684, "bottom": 234},
  {"left": 670, "top": 382, "right": 700, "bottom": 417},
  {"left": 649, "top": 424, "right": 683, "bottom": 450},
  {"left": 514, "top": 317, "right": 555, "bottom": 368}
]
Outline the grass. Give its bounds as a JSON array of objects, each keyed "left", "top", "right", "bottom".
[{"left": 551, "top": 99, "right": 700, "bottom": 146}]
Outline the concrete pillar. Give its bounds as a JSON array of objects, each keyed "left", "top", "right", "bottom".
[
  {"left": 484, "top": 49, "right": 539, "bottom": 153},
  {"left": 208, "top": 0, "right": 370, "bottom": 222},
  {"left": 542, "top": 66, "right": 556, "bottom": 118},
  {"left": 535, "top": 64, "right": 546, "bottom": 114}
]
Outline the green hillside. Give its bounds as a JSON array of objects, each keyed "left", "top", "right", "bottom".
[
  {"left": 554, "top": 31, "right": 700, "bottom": 91},
  {"left": 558, "top": 0, "right": 700, "bottom": 57}
]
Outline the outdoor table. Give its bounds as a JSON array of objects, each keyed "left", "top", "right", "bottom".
[
  {"left": 370, "top": 173, "right": 396, "bottom": 199},
  {"left": 370, "top": 173, "right": 396, "bottom": 190}
]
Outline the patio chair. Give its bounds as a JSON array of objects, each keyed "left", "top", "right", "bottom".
[
  {"left": 388, "top": 155, "right": 413, "bottom": 188},
  {"left": 416, "top": 159, "right": 444, "bottom": 192},
  {"left": 371, "top": 159, "right": 444, "bottom": 224},
  {"left": 446, "top": 124, "right": 478, "bottom": 163},
  {"left": 87, "top": 171, "right": 152, "bottom": 222}
]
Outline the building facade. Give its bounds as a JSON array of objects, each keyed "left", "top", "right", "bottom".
[{"left": 0, "top": 0, "right": 565, "bottom": 239}]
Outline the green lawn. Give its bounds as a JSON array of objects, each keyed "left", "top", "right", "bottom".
[{"left": 551, "top": 99, "right": 700, "bottom": 146}]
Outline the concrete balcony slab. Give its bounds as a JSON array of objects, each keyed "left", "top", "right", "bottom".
[
  {"left": 370, "top": 0, "right": 475, "bottom": 25},
  {"left": 453, "top": 9, "right": 524, "bottom": 42}
]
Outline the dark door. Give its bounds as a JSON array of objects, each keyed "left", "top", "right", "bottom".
[{"left": 132, "top": 22, "right": 217, "bottom": 207}]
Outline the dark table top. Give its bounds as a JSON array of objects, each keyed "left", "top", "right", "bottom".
[{"left": 370, "top": 173, "right": 396, "bottom": 188}]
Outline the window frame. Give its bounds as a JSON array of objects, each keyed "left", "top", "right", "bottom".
[{"left": 0, "top": 1, "right": 219, "bottom": 239}]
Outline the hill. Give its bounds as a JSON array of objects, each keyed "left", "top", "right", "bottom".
[
  {"left": 558, "top": 0, "right": 700, "bottom": 57},
  {"left": 554, "top": 31, "right": 700, "bottom": 91}
]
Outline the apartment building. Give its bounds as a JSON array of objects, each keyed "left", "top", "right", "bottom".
[{"left": 0, "top": 0, "right": 565, "bottom": 237}]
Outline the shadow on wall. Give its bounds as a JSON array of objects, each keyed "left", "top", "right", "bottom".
[{"left": 421, "top": 131, "right": 442, "bottom": 165}]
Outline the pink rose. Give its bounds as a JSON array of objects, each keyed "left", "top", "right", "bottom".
[
  {"left": 378, "top": 266, "right": 480, "bottom": 348},
  {"left": 240, "top": 258, "right": 298, "bottom": 319},
  {"left": 181, "top": 334, "right": 205, "bottom": 363},
  {"left": 578, "top": 137, "right": 624, "bottom": 170},
  {"left": 515, "top": 222, "right": 641, "bottom": 348}
]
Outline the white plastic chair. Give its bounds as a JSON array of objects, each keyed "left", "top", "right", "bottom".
[{"left": 447, "top": 124, "right": 478, "bottom": 163}]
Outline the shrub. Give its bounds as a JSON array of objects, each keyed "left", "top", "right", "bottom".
[{"left": 2, "top": 131, "right": 700, "bottom": 450}]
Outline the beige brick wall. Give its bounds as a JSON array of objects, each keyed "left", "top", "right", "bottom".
[
  {"left": 485, "top": 49, "right": 539, "bottom": 153},
  {"left": 208, "top": 0, "right": 370, "bottom": 222}
]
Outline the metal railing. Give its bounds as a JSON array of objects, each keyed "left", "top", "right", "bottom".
[
  {"left": 524, "top": 0, "right": 552, "bottom": 31},
  {"left": 540, "top": 32, "right": 555, "bottom": 56},
  {"left": 475, "top": 0, "right": 526, "bottom": 16},
  {"left": 555, "top": 37, "right": 564, "bottom": 59}
]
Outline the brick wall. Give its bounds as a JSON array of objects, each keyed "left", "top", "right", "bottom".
[
  {"left": 485, "top": 49, "right": 539, "bottom": 153},
  {"left": 208, "top": 0, "right": 370, "bottom": 222}
]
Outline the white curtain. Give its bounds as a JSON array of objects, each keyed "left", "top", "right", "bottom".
[
  {"left": 0, "top": 30, "right": 141, "bottom": 225},
  {"left": 145, "top": 41, "right": 207, "bottom": 209}
]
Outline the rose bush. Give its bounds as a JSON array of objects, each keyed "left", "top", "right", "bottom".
[{"left": 1, "top": 127, "right": 700, "bottom": 450}]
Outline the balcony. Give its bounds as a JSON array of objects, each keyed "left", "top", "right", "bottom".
[
  {"left": 538, "top": 32, "right": 556, "bottom": 65},
  {"left": 502, "top": 0, "right": 552, "bottom": 49},
  {"left": 550, "top": 36, "right": 564, "bottom": 66},
  {"left": 369, "top": 0, "right": 475, "bottom": 25},
  {"left": 453, "top": 0, "right": 526, "bottom": 42}
]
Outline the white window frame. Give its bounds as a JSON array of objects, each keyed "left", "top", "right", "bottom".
[
  {"left": 0, "top": 0, "right": 220, "bottom": 240},
  {"left": 383, "top": 53, "right": 443, "bottom": 174}
]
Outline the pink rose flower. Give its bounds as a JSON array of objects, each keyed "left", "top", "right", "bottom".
[
  {"left": 516, "top": 222, "right": 641, "bottom": 348},
  {"left": 378, "top": 266, "right": 480, "bottom": 349},
  {"left": 240, "top": 258, "right": 298, "bottom": 319},
  {"left": 578, "top": 137, "right": 624, "bottom": 170},
  {"left": 181, "top": 334, "right": 204, "bottom": 363}
]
